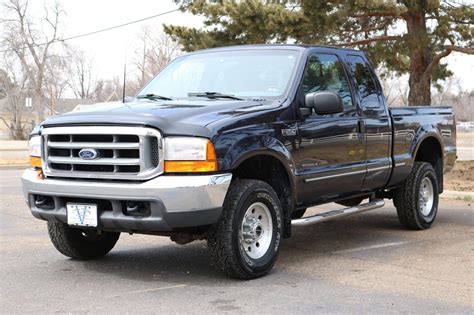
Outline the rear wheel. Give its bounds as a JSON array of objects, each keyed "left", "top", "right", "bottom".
[
  {"left": 394, "top": 162, "right": 439, "bottom": 230},
  {"left": 207, "top": 179, "right": 282, "bottom": 279},
  {"left": 48, "top": 222, "right": 120, "bottom": 259}
]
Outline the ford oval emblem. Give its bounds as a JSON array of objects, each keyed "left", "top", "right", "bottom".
[{"left": 78, "top": 148, "right": 99, "bottom": 160}]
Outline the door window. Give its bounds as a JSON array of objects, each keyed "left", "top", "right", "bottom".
[
  {"left": 302, "top": 54, "right": 354, "bottom": 109},
  {"left": 346, "top": 55, "right": 380, "bottom": 108}
]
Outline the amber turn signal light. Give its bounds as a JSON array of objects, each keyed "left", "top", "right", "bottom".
[
  {"left": 29, "top": 156, "right": 42, "bottom": 168},
  {"left": 164, "top": 160, "right": 217, "bottom": 172}
]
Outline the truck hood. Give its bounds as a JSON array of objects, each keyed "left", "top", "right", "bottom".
[{"left": 41, "top": 99, "right": 279, "bottom": 137}]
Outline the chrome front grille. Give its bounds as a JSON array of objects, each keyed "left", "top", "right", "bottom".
[{"left": 42, "top": 126, "right": 163, "bottom": 180}]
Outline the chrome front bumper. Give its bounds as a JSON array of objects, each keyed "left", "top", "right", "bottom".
[{"left": 21, "top": 169, "right": 232, "bottom": 232}]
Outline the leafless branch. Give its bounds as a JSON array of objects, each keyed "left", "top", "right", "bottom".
[
  {"left": 1, "top": 0, "right": 64, "bottom": 121},
  {"left": 424, "top": 45, "right": 474, "bottom": 77}
]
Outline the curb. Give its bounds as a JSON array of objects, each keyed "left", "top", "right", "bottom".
[
  {"left": 0, "top": 149, "right": 28, "bottom": 152},
  {"left": 441, "top": 190, "right": 474, "bottom": 201},
  {"left": 0, "top": 159, "right": 28, "bottom": 165},
  {"left": 0, "top": 164, "right": 29, "bottom": 170}
]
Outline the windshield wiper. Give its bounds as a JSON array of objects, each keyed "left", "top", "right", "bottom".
[
  {"left": 188, "top": 92, "right": 244, "bottom": 100},
  {"left": 137, "top": 93, "right": 173, "bottom": 101}
]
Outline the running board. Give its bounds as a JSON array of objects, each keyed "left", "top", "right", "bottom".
[{"left": 291, "top": 199, "right": 385, "bottom": 227}]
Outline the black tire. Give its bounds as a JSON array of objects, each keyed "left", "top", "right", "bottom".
[
  {"left": 393, "top": 162, "right": 439, "bottom": 230},
  {"left": 47, "top": 221, "right": 120, "bottom": 259},
  {"left": 291, "top": 208, "right": 306, "bottom": 219},
  {"left": 207, "top": 179, "right": 283, "bottom": 280}
]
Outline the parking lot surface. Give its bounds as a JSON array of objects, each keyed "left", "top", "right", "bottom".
[{"left": 1, "top": 169, "right": 472, "bottom": 313}]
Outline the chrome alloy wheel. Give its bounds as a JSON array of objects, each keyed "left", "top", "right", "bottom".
[
  {"left": 419, "top": 177, "right": 434, "bottom": 216},
  {"left": 239, "top": 202, "right": 273, "bottom": 260}
]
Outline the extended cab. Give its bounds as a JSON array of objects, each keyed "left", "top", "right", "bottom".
[{"left": 22, "top": 45, "right": 456, "bottom": 279}]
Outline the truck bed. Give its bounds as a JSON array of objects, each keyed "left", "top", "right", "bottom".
[{"left": 388, "top": 106, "right": 456, "bottom": 189}]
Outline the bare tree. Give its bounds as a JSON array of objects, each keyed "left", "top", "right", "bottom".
[
  {"left": 92, "top": 77, "right": 122, "bottom": 103},
  {"left": 432, "top": 76, "right": 473, "bottom": 122},
  {"left": 132, "top": 26, "right": 181, "bottom": 93},
  {"left": 432, "top": 76, "right": 463, "bottom": 106},
  {"left": 1, "top": 0, "right": 64, "bottom": 122},
  {"left": 67, "top": 46, "right": 96, "bottom": 99},
  {"left": 0, "top": 91, "right": 32, "bottom": 139},
  {"left": 379, "top": 71, "right": 399, "bottom": 107},
  {"left": 44, "top": 51, "right": 69, "bottom": 116},
  {"left": 0, "top": 68, "right": 33, "bottom": 139},
  {"left": 378, "top": 67, "right": 409, "bottom": 107},
  {"left": 135, "top": 26, "right": 152, "bottom": 88}
]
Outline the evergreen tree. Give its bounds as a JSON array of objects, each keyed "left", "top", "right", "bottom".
[{"left": 164, "top": 0, "right": 473, "bottom": 105}]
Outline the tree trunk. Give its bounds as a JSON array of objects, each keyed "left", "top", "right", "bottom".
[
  {"left": 33, "top": 91, "right": 44, "bottom": 122},
  {"left": 408, "top": 71, "right": 431, "bottom": 106},
  {"left": 35, "top": 68, "right": 45, "bottom": 122},
  {"left": 405, "top": 7, "right": 432, "bottom": 106}
]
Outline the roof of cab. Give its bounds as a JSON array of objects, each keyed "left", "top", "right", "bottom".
[{"left": 189, "top": 44, "right": 362, "bottom": 54}]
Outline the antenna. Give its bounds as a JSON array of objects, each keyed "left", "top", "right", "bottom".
[{"left": 122, "top": 58, "right": 127, "bottom": 103}]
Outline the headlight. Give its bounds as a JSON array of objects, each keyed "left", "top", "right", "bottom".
[
  {"left": 28, "top": 135, "right": 42, "bottom": 168},
  {"left": 163, "top": 137, "right": 217, "bottom": 172}
]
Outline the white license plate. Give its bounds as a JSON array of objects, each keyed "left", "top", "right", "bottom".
[{"left": 67, "top": 203, "right": 98, "bottom": 227}]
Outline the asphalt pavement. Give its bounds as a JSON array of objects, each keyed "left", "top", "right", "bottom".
[{"left": 0, "top": 169, "right": 473, "bottom": 313}]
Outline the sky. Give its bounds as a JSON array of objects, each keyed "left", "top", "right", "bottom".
[
  {"left": 4, "top": 0, "right": 474, "bottom": 92},
  {"left": 61, "top": 0, "right": 203, "bottom": 80}
]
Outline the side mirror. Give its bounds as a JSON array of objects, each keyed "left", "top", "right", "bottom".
[{"left": 305, "top": 91, "right": 344, "bottom": 115}]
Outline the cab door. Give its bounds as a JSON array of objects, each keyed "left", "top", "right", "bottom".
[
  {"left": 294, "top": 53, "right": 366, "bottom": 206},
  {"left": 345, "top": 55, "right": 391, "bottom": 191}
]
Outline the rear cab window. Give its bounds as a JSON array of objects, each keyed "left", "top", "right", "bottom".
[{"left": 346, "top": 55, "right": 381, "bottom": 108}]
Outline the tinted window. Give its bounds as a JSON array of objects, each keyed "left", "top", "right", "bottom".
[
  {"left": 347, "top": 55, "right": 380, "bottom": 108},
  {"left": 302, "top": 54, "right": 353, "bottom": 108}
]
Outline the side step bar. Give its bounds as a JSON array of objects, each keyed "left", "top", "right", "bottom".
[{"left": 291, "top": 199, "right": 385, "bottom": 227}]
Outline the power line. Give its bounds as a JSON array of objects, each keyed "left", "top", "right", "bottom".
[{"left": 0, "top": 8, "right": 180, "bottom": 53}]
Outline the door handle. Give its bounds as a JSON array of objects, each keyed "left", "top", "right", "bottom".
[{"left": 357, "top": 120, "right": 365, "bottom": 134}]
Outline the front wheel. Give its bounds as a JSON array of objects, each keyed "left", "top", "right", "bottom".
[
  {"left": 393, "top": 162, "right": 439, "bottom": 230},
  {"left": 208, "top": 179, "right": 282, "bottom": 279},
  {"left": 48, "top": 222, "right": 120, "bottom": 259}
]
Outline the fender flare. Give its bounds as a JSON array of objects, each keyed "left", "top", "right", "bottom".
[
  {"left": 410, "top": 128, "right": 444, "bottom": 163},
  {"left": 221, "top": 135, "right": 297, "bottom": 194}
]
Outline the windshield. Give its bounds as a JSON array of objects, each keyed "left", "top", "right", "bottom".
[{"left": 137, "top": 49, "right": 301, "bottom": 100}]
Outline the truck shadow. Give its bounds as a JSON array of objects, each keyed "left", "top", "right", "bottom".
[{"left": 79, "top": 208, "right": 411, "bottom": 284}]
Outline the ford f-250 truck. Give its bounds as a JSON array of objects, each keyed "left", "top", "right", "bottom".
[{"left": 22, "top": 45, "right": 456, "bottom": 279}]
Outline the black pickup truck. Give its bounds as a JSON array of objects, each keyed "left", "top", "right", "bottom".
[{"left": 22, "top": 45, "right": 456, "bottom": 279}]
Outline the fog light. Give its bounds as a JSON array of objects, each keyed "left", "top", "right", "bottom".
[
  {"left": 123, "top": 201, "right": 150, "bottom": 217},
  {"left": 34, "top": 195, "right": 54, "bottom": 210}
]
